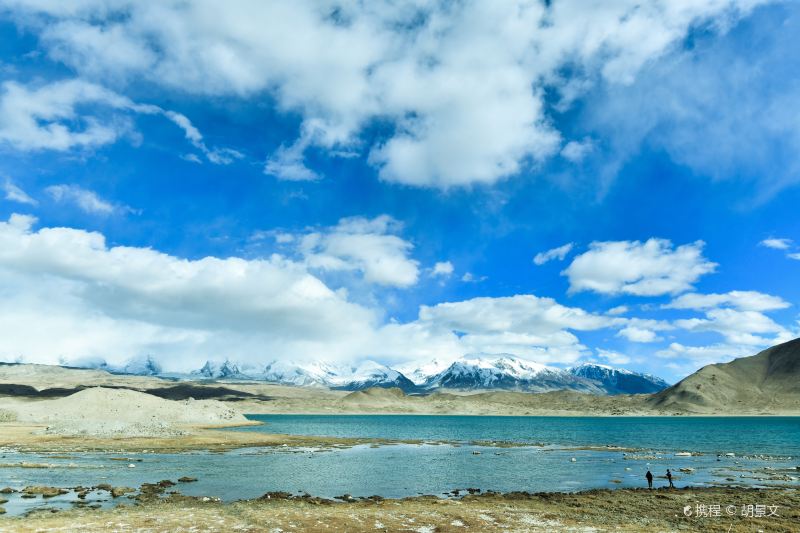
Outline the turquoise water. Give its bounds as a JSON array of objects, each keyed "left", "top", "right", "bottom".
[
  {"left": 239, "top": 415, "right": 800, "bottom": 456},
  {"left": 1, "top": 416, "right": 798, "bottom": 517}
]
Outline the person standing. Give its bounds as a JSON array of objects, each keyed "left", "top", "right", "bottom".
[
  {"left": 645, "top": 470, "right": 653, "bottom": 489},
  {"left": 666, "top": 469, "right": 674, "bottom": 488}
]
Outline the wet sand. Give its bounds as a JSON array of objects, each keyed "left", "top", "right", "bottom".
[{"left": 2, "top": 487, "right": 797, "bottom": 532}]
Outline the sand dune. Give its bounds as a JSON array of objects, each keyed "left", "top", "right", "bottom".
[{"left": 3, "top": 387, "right": 248, "bottom": 437}]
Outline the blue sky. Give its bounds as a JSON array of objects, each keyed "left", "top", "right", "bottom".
[{"left": 0, "top": 1, "right": 798, "bottom": 382}]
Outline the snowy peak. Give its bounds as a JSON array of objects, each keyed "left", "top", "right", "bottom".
[
  {"left": 192, "top": 360, "right": 247, "bottom": 380},
  {"left": 423, "top": 354, "right": 601, "bottom": 393},
  {"left": 64, "top": 353, "right": 669, "bottom": 396},
  {"left": 568, "top": 363, "right": 669, "bottom": 395}
]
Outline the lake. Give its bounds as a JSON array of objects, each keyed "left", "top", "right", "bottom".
[{"left": 1, "top": 415, "right": 798, "bottom": 516}]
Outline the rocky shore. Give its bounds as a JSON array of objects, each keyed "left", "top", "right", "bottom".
[{"left": 0, "top": 485, "right": 797, "bottom": 532}]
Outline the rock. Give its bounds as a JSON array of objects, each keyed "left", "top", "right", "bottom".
[
  {"left": 21, "top": 494, "right": 37, "bottom": 499},
  {"left": 0, "top": 488, "right": 14, "bottom": 494},
  {"left": 23, "top": 486, "right": 67, "bottom": 498},
  {"left": 471, "top": 451, "right": 481, "bottom": 455},
  {"left": 260, "top": 491, "right": 293, "bottom": 500},
  {"left": 96, "top": 484, "right": 113, "bottom": 492},
  {"left": 0, "top": 507, "right": 5, "bottom": 514},
  {"left": 157, "top": 480, "right": 176, "bottom": 488},
  {"left": 335, "top": 494, "right": 356, "bottom": 502},
  {"left": 0, "top": 498, "right": 7, "bottom": 505},
  {"left": 679, "top": 468, "right": 694, "bottom": 474},
  {"left": 111, "top": 487, "right": 135, "bottom": 498},
  {"left": 466, "top": 488, "right": 481, "bottom": 494},
  {"left": 178, "top": 476, "right": 197, "bottom": 483}
]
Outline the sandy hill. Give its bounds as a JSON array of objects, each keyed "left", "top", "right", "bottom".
[
  {"left": 648, "top": 338, "right": 800, "bottom": 414},
  {"left": 4, "top": 387, "right": 248, "bottom": 437}
]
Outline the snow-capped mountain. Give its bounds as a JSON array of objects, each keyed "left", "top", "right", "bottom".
[
  {"left": 192, "top": 360, "right": 250, "bottom": 380},
  {"left": 420, "top": 354, "right": 605, "bottom": 393},
  {"left": 261, "top": 360, "right": 343, "bottom": 387},
  {"left": 396, "top": 358, "right": 453, "bottom": 386},
  {"left": 66, "top": 353, "right": 668, "bottom": 396},
  {"left": 327, "top": 360, "right": 419, "bottom": 392},
  {"left": 568, "top": 363, "right": 669, "bottom": 395}
]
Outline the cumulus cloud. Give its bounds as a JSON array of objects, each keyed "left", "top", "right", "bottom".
[
  {"left": 0, "top": 0, "right": 768, "bottom": 187},
  {"left": 595, "top": 348, "right": 631, "bottom": 366},
  {"left": 665, "top": 290, "right": 790, "bottom": 312},
  {"left": 285, "top": 215, "right": 420, "bottom": 288},
  {"left": 533, "top": 242, "right": 574, "bottom": 266},
  {"left": 617, "top": 326, "right": 660, "bottom": 343},
  {"left": 414, "top": 294, "right": 614, "bottom": 363},
  {"left": 789, "top": 253, "right": 800, "bottom": 261},
  {"left": 0, "top": 213, "right": 380, "bottom": 368},
  {"left": 563, "top": 239, "right": 717, "bottom": 296},
  {"left": 45, "top": 184, "right": 128, "bottom": 215},
  {"left": 2, "top": 177, "right": 37, "bottom": 205},
  {"left": 431, "top": 261, "right": 454, "bottom": 277},
  {"left": 760, "top": 238, "right": 793, "bottom": 250},
  {"left": 674, "top": 308, "right": 790, "bottom": 346},
  {"left": 0, "top": 213, "right": 637, "bottom": 370}
]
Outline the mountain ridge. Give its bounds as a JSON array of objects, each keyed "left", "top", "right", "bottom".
[{"left": 67, "top": 353, "right": 669, "bottom": 396}]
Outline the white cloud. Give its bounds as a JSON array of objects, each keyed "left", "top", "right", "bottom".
[
  {"left": 45, "top": 184, "right": 122, "bottom": 215},
  {"left": 461, "top": 272, "right": 487, "bottom": 283},
  {"left": 655, "top": 342, "right": 756, "bottom": 373},
  {"left": 0, "top": 213, "right": 637, "bottom": 370},
  {"left": 2, "top": 178, "right": 37, "bottom": 205},
  {"left": 563, "top": 239, "right": 717, "bottom": 296},
  {"left": 788, "top": 253, "right": 800, "bottom": 260},
  {"left": 0, "top": 79, "right": 142, "bottom": 151},
  {"left": 577, "top": 5, "right": 800, "bottom": 199},
  {"left": 607, "top": 305, "right": 629, "bottom": 316},
  {"left": 760, "top": 238, "right": 793, "bottom": 250},
  {"left": 665, "top": 290, "right": 790, "bottom": 312},
  {"left": 264, "top": 133, "right": 321, "bottom": 181},
  {"left": 595, "top": 348, "right": 631, "bottom": 366},
  {"left": 412, "top": 294, "right": 615, "bottom": 364},
  {"left": 674, "top": 308, "right": 790, "bottom": 346},
  {"left": 560, "top": 138, "right": 594, "bottom": 163},
  {"left": 533, "top": 242, "right": 574, "bottom": 266},
  {"left": 288, "top": 215, "right": 420, "bottom": 288},
  {"left": 431, "top": 261, "right": 454, "bottom": 277},
  {"left": 0, "top": 0, "right": 768, "bottom": 187},
  {"left": 617, "top": 326, "right": 660, "bottom": 343},
  {"left": 0, "top": 78, "right": 238, "bottom": 164},
  {"left": 0, "top": 213, "right": 380, "bottom": 368}
]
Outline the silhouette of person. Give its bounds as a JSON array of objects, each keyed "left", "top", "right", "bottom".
[
  {"left": 646, "top": 470, "right": 653, "bottom": 489},
  {"left": 666, "top": 469, "right": 674, "bottom": 488}
]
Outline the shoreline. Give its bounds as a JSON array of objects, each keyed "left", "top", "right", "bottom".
[{"left": 2, "top": 486, "right": 797, "bottom": 532}]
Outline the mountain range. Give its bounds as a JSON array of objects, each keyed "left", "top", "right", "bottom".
[{"left": 89, "top": 353, "right": 669, "bottom": 396}]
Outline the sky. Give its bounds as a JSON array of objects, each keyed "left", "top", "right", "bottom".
[{"left": 0, "top": 0, "right": 799, "bottom": 382}]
